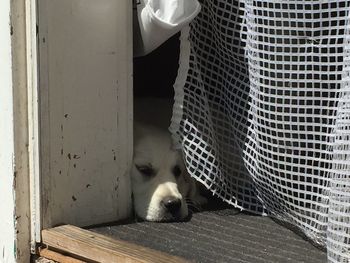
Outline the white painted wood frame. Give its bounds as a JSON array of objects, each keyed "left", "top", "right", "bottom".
[
  {"left": 1, "top": 2, "right": 133, "bottom": 262},
  {"left": 0, "top": 1, "right": 19, "bottom": 261},
  {"left": 26, "top": 0, "right": 41, "bottom": 251},
  {"left": 1, "top": 0, "right": 33, "bottom": 262},
  {"left": 37, "top": 0, "right": 133, "bottom": 229}
]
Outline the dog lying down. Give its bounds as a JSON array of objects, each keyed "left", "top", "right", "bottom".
[{"left": 132, "top": 98, "right": 206, "bottom": 222}]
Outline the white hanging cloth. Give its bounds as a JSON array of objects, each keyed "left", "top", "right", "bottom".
[{"left": 134, "top": 0, "right": 201, "bottom": 56}]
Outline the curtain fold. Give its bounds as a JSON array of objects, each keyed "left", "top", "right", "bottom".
[{"left": 171, "top": 1, "right": 350, "bottom": 261}]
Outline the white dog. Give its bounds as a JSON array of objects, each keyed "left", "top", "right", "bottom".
[
  {"left": 131, "top": 120, "right": 206, "bottom": 222},
  {"left": 131, "top": 124, "right": 206, "bottom": 221}
]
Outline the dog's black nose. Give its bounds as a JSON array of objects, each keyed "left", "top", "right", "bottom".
[{"left": 162, "top": 197, "right": 182, "bottom": 214}]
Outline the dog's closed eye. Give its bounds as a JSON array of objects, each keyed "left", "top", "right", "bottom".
[
  {"left": 172, "top": 165, "right": 182, "bottom": 178},
  {"left": 136, "top": 164, "right": 156, "bottom": 177}
]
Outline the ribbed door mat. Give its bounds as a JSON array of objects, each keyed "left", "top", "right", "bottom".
[{"left": 91, "top": 207, "right": 326, "bottom": 263}]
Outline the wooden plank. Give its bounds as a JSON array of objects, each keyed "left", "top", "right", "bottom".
[
  {"left": 39, "top": 248, "right": 86, "bottom": 263},
  {"left": 42, "top": 225, "right": 190, "bottom": 263},
  {"left": 38, "top": 0, "right": 133, "bottom": 228},
  {"left": 35, "top": 257, "right": 56, "bottom": 263}
]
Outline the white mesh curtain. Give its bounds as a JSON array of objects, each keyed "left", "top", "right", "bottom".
[{"left": 170, "top": 1, "right": 350, "bottom": 261}]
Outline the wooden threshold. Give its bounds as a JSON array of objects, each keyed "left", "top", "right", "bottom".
[
  {"left": 38, "top": 247, "right": 85, "bottom": 263},
  {"left": 41, "top": 225, "right": 189, "bottom": 263}
]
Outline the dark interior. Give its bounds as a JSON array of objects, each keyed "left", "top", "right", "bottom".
[{"left": 133, "top": 33, "right": 180, "bottom": 98}]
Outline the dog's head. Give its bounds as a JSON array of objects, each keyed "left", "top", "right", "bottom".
[{"left": 131, "top": 123, "right": 192, "bottom": 222}]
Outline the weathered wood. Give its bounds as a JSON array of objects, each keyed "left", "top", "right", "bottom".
[
  {"left": 39, "top": 248, "right": 86, "bottom": 263},
  {"left": 42, "top": 225, "right": 189, "bottom": 263},
  {"left": 38, "top": 0, "right": 133, "bottom": 228},
  {"left": 35, "top": 257, "right": 56, "bottom": 263}
]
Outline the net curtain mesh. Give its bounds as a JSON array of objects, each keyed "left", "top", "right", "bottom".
[{"left": 169, "top": 1, "right": 350, "bottom": 261}]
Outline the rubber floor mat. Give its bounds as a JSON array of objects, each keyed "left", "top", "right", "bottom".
[{"left": 91, "top": 205, "right": 326, "bottom": 263}]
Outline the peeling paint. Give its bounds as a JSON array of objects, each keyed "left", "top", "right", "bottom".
[
  {"left": 1, "top": 1, "right": 17, "bottom": 260},
  {"left": 13, "top": 171, "right": 17, "bottom": 188},
  {"left": 38, "top": 0, "right": 133, "bottom": 229}
]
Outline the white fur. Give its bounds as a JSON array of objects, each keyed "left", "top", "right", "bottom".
[{"left": 131, "top": 122, "right": 205, "bottom": 221}]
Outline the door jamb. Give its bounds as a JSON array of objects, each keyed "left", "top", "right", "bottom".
[{"left": 25, "top": 0, "right": 41, "bottom": 252}]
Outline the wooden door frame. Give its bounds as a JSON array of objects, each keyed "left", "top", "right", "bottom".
[
  {"left": 36, "top": 0, "right": 133, "bottom": 229},
  {"left": 0, "top": 0, "right": 38, "bottom": 262},
  {"left": 26, "top": 0, "right": 41, "bottom": 252},
  {"left": 2, "top": 1, "right": 133, "bottom": 261}
]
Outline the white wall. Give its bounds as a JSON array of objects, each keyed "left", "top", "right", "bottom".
[{"left": 0, "top": 0, "right": 16, "bottom": 262}]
